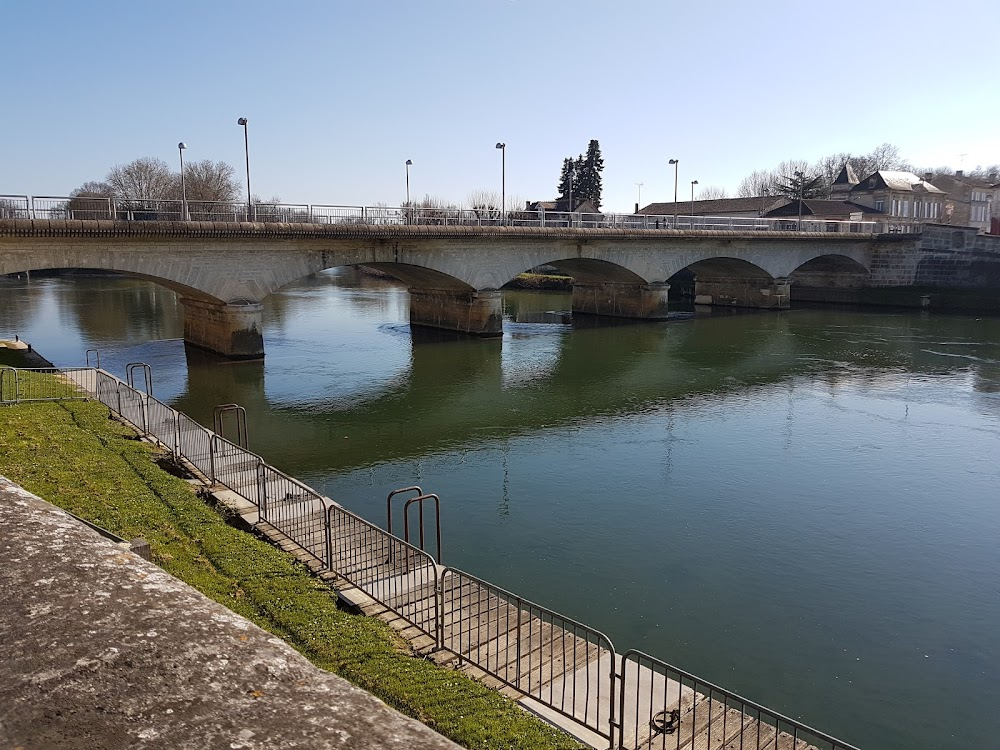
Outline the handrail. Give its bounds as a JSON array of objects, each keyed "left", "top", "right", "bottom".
[
  {"left": 213, "top": 403, "right": 248, "bottom": 448},
  {"left": 3, "top": 193, "right": 890, "bottom": 234},
  {"left": 402, "top": 493, "right": 442, "bottom": 564}
]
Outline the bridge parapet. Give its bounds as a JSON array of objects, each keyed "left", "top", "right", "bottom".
[
  {"left": 1, "top": 194, "right": 883, "bottom": 234},
  {"left": 0, "top": 217, "right": 886, "bottom": 241}
]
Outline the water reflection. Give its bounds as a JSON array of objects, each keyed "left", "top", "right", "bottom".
[{"left": 2, "top": 269, "right": 1000, "bottom": 750}]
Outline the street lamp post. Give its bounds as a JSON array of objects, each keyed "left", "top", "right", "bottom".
[
  {"left": 690, "top": 180, "right": 699, "bottom": 227},
  {"left": 237, "top": 118, "right": 252, "bottom": 220},
  {"left": 760, "top": 185, "right": 770, "bottom": 217},
  {"left": 668, "top": 158, "right": 679, "bottom": 225},
  {"left": 405, "top": 159, "right": 413, "bottom": 223},
  {"left": 495, "top": 142, "right": 505, "bottom": 225},
  {"left": 405, "top": 158, "right": 412, "bottom": 204},
  {"left": 177, "top": 142, "right": 190, "bottom": 221},
  {"left": 794, "top": 170, "right": 804, "bottom": 230},
  {"left": 635, "top": 182, "right": 643, "bottom": 212}
]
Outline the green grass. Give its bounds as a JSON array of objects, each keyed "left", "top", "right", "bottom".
[{"left": 0, "top": 399, "right": 584, "bottom": 750}]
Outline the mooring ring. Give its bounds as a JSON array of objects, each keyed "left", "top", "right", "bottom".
[{"left": 650, "top": 708, "right": 680, "bottom": 734}]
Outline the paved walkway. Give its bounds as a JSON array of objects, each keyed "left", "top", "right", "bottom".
[{"left": 0, "top": 476, "right": 459, "bottom": 750}]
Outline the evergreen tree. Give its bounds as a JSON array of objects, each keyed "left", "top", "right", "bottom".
[
  {"left": 579, "top": 140, "right": 604, "bottom": 209},
  {"left": 773, "top": 171, "right": 825, "bottom": 200},
  {"left": 556, "top": 157, "right": 575, "bottom": 200},
  {"left": 555, "top": 140, "right": 605, "bottom": 209}
]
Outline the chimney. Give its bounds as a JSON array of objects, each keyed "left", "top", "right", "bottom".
[
  {"left": 955, "top": 170, "right": 964, "bottom": 178},
  {"left": 989, "top": 171, "right": 998, "bottom": 182},
  {"left": 635, "top": 202, "right": 639, "bottom": 214},
  {"left": 923, "top": 172, "right": 933, "bottom": 182}
]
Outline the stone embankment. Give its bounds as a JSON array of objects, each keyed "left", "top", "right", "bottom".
[{"left": 0, "top": 476, "right": 459, "bottom": 750}]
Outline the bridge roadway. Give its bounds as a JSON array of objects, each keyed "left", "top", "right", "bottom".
[{"left": 0, "top": 218, "right": 897, "bottom": 358}]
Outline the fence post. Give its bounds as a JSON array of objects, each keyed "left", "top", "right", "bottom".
[
  {"left": 435, "top": 571, "right": 443, "bottom": 651},
  {"left": 209, "top": 433, "right": 217, "bottom": 485},
  {"left": 514, "top": 602, "right": 523, "bottom": 690},
  {"left": 257, "top": 462, "right": 267, "bottom": 520},
  {"left": 324, "top": 505, "right": 333, "bottom": 570}
]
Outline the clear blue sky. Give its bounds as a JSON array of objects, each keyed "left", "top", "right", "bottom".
[{"left": 4, "top": 0, "right": 999, "bottom": 212}]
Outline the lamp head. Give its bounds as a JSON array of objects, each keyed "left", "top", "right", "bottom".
[
  {"left": 669, "top": 158, "right": 678, "bottom": 165},
  {"left": 406, "top": 159, "right": 413, "bottom": 166},
  {"left": 238, "top": 117, "right": 248, "bottom": 126},
  {"left": 692, "top": 180, "right": 699, "bottom": 185},
  {"left": 495, "top": 142, "right": 505, "bottom": 149},
  {"left": 178, "top": 142, "right": 187, "bottom": 150}
]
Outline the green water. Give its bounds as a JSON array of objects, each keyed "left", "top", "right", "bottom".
[{"left": 2, "top": 269, "right": 998, "bottom": 749}]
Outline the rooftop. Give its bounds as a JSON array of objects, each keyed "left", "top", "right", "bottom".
[{"left": 638, "top": 196, "right": 776, "bottom": 215}]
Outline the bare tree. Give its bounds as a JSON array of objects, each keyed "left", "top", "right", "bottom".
[
  {"left": 697, "top": 185, "right": 728, "bottom": 200},
  {"left": 736, "top": 170, "right": 775, "bottom": 198},
  {"left": 105, "top": 157, "right": 174, "bottom": 201},
  {"left": 859, "top": 142, "right": 909, "bottom": 174},
  {"left": 174, "top": 159, "right": 240, "bottom": 203},
  {"left": 969, "top": 164, "right": 1000, "bottom": 179}
]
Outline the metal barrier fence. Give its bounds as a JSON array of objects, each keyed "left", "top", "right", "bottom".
[
  {"left": 617, "top": 650, "right": 857, "bottom": 750},
  {"left": 0, "top": 367, "right": 95, "bottom": 404},
  {"left": 325, "top": 503, "right": 439, "bottom": 639},
  {"left": 145, "top": 395, "right": 179, "bottom": 458},
  {"left": 0, "top": 365, "right": 860, "bottom": 749},
  {"left": 258, "top": 464, "right": 328, "bottom": 562},
  {"left": 1, "top": 194, "right": 884, "bottom": 234},
  {"left": 210, "top": 433, "right": 261, "bottom": 502},
  {"left": 440, "top": 567, "right": 616, "bottom": 742},
  {"left": 176, "top": 411, "right": 214, "bottom": 479}
]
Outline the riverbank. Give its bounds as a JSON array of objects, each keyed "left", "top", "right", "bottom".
[{"left": 0, "top": 399, "right": 582, "bottom": 750}]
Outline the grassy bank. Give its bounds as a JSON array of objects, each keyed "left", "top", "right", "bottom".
[{"left": 0, "top": 399, "right": 582, "bottom": 750}]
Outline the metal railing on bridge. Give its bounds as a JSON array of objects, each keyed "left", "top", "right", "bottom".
[
  {"left": 0, "top": 364, "right": 861, "bottom": 750},
  {"left": 0, "top": 193, "right": 888, "bottom": 234}
]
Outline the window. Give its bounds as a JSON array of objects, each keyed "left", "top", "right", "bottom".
[
  {"left": 891, "top": 199, "right": 898, "bottom": 216},
  {"left": 875, "top": 200, "right": 884, "bottom": 212},
  {"left": 901, "top": 199, "right": 909, "bottom": 217},
  {"left": 914, "top": 200, "right": 922, "bottom": 218}
]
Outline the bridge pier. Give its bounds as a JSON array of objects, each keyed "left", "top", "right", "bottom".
[
  {"left": 571, "top": 281, "right": 671, "bottom": 320},
  {"left": 694, "top": 276, "right": 790, "bottom": 309},
  {"left": 180, "top": 298, "right": 265, "bottom": 360},
  {"left": 408, "top": 289, "right": 503, "bottom": 336}
]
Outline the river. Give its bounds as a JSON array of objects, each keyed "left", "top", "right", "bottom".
[{"left": 2, "top": 269, "right": 998, "bottom": 749}]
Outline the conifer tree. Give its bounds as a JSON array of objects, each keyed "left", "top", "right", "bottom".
[
  {"left": 555, "top": 140, "right": 604, "bottom": 209},
  {"left": 556, "top": 157, "right": 575, "bottom": 200},
  {"left": 579, "top": 140, "right": 604, "bottom": 209}
]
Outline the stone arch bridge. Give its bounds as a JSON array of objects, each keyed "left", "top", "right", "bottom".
[{"left": 0, "top": 219, "right": 897, "bottom": 358}]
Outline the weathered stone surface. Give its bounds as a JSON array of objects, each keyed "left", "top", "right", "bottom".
[
  {"left": 180, "top": 298, "right": 265, "bottom": 359},
  {"left": 571, "top": 281, "right": 671, "bottom": 319},
  {"left": 0, "top": 476, "right": 459, "bottom": 750}
]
